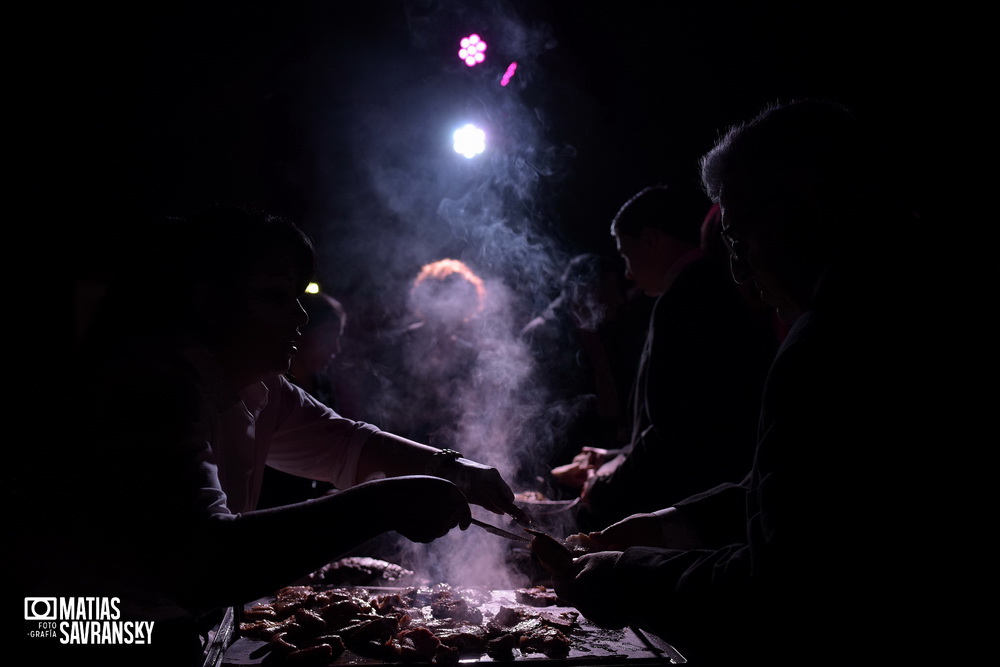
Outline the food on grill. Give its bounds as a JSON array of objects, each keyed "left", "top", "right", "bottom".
[
  {"left": 563, "top": 532, "right": 602, "bottom": 555},
  {"left": 485, "top": 605, "right": 576, "bottom": 660},
  {"left": 240, "top": 585, "right": 579, "bottom": 664},
  {"left": 515, "top": 585, "right": 560, "bottom": 606},
  {"left": 386, "top": 626, "right": 458, "bottom": 663},
  {"left": 302, "top": 556, "right": 416, "bottom": 586}
]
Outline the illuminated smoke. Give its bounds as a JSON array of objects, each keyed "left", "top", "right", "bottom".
[{"left": 299, "top": 1, "right": 583, "bottom": 586}]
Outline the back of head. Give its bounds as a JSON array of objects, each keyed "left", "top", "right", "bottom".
[
  {"left": 81, "top": 204, "right": 316, "bottom": 357},
  {"left": 560, "top": 253, "right": 622, "bottom": 305},
  {"left": 699, "top": 99, "right": 915, "bottom": 315},
  {"left": 611, "top": 183, "right": 710, "bottom": 244},
  {"left": 170, "top": 204, "right": 316, "bottom": 295},
  {"left": 408, "top": 259, "right": 486, "bottom": 325}
]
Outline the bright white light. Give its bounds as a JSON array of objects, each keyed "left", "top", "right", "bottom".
[
  {"left": 453, "top": 124, "right": 486, "bottom": 158},
  {"left": 457, "top": 33, "right": 487, "bottom": 67}
]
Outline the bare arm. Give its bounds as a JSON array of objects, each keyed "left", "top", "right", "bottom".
[{"left": 355, "top": 432, "right": 527, "bottom": 522}]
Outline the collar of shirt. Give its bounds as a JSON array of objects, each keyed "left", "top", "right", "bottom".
[{"left": 181, "top": 344, "right": 270, "bottom": 417}]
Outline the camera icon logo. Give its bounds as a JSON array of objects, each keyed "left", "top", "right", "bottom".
[{"left": 24, "top": 597, "right": 57, "bottom": 621}]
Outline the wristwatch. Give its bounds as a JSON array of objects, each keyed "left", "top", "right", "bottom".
[{"left": 428, "top": 448, "right": 463, "bottom": 476}]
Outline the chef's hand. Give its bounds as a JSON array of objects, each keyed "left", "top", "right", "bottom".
[
  {"left": 586, "top": 508, "right": 703, "bottom": 550},
  {"left": 436, "top": 456, "right": 528, "bottom": 524},
  {"left": 550, "top": 551, "right": 630, "bottom": 630},
  {"left": 384, "top": 476, "right": 472, "bottom": 543},
  {"left": 530, "top": 531, "right": 576, "bottom": 575}
]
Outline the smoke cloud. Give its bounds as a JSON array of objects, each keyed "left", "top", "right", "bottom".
[{"left": 288, "top": 1, "right": 600, "bottom": 585}]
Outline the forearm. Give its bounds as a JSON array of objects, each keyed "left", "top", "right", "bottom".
[
  {"left": 165, "top": 479, "right": 408, "bottom": 607},
  {"left": 354, "top": 433, "right": 519, "bottom": 518},
  {"left": 354, "top": 431, "right": 444, "bottom": 482}
]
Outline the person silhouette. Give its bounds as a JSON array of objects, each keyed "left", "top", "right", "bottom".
[
  {"left": 533, "top": 99, "right": 945, "bottom": 666},
  {"left": 19, "top": 205, "right": 524, "bottom": 666}
]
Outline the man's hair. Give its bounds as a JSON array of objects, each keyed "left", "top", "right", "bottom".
[
  {"left": 698, "top": 99, "right": 903, "bottom": 279},
  {"left": 408, "top": 258, "right": 486, "bottom": 323},
  {"left": 82, "top": 204, "right": 316, "bottom": 353},
  {"left": 174, "top": 204, "right": 316, "bottom": 291},
  {"left": 700, "top": 99, "right": 873, "bottom": 218},
  {"left": 611, "top": 184, "right": 709, "bottom": 245}
]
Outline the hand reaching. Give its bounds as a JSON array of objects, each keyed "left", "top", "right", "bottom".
[
  {"left": 586, "top": 508, "right": 703, "bottom": 550},
  {"left": 549, "top": 551, "right": 629, "bottom": 630},
  {"left": 436, "top": 457, "right": 528, "bottom": 524},
  {"left": 380, "top": 476, "right": 472, "bottom": 543},
  {"left": 550, "top": 447, "right": 609, "bottom": 489}
]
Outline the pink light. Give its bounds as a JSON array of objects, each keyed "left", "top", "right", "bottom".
[
  {"left": 500, "top": 61, "right": 518, "bottom": 86},
  {"left": 457, "top": 33, "right": 487, "bottom": 67}
]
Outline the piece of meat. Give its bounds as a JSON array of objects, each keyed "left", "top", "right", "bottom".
[
  {"left": 538, "top": 611, "right": 579, "bottom": 633},
  {"left": 338, "top": 615, "right": 399, "bottom": 649},
  {"left": 519, "top": 625, "right": 572, "bottom": 659},
  {"left": 516, "top": 585, "right": 560, "bottom": 607},
  {"left": 239, "top": 616, "right": 298, "bottom": 641},
  {"left": 268, "top": 630, "right": 300, "bottom": 656},
  {"left": 292, "top": 608, "right": 327, "bottom": 634},
  {"left": 433, "top": 623, "right": 489, "bottom": 653},
  {"left": 307, "top": 557, "right": 415, "bottom": 586},
  {"left": 374, "top": 592, "right": 410, "bottom": 614},
  {"left": 242, "top": 604, "right": 280, "bottom": 620},
  {"left": 392, "top": 626, "right": 442, "bottom": 661},
  {"left": 486, "top": 607, "right": 545, "bottom": 637},
  {"left": 317, "top": 598, "right": 375, "bottom": 629},
  {"left": 563, "top": 532, "right": 601, "bottom": 555},
  {"left": 486, "top": 632, "right": 520, "bottom": 660},
  {"left": 430, "top": 595, "right": 483, "bottom": 625},
  {"left": 275, "top": 586, "right": 316, "bottom": 602},
  {"left": 301, "top": 634, "right": 346, "bottom": 656},
  {"left": 434, "top": 642, "right": 461, "bottom": 663},
  {"left": 311, "top": 588, "right": 356, "bottom": 606},
  {"left": 490, "top": 606, "right": 523, "bottom": 629}
]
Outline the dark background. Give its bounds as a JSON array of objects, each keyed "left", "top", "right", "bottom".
[{"left": 21, "top": 0, "right": 954, "bottom": 377}]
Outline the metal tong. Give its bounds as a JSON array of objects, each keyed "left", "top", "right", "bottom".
[{"left": 469, "top": 518, "right": 531, "bottom": 543}]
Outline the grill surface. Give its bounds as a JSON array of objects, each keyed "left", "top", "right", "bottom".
[{"left": 211, "top": 587, "right": 686, "bottom": 666}]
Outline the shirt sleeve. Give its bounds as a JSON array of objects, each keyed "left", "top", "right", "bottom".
[{"left": 263, "top": 376, "right": 382, "bottom": 489}]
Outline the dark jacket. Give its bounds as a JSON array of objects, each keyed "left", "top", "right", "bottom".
[
  {"left": 578, "top": 254, "right": 775, "bottom": 530},
  {"left": 595, "top": 255, "right": 944, "bottom": 665}
]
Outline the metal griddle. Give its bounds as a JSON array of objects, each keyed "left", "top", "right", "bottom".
[{"left": 208, "top": 587, "right": 686, "bottom": 666}]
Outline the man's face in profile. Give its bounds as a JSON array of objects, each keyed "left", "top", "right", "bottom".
[
  {"left": 211, "top": 266, "right": 310, "bottom": 385},
  {"left": 720, "top": 193, "right": 805, "bottom": 323},
  {"left": 613, "top": 227, "right": 662, "bottom": 297}
]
